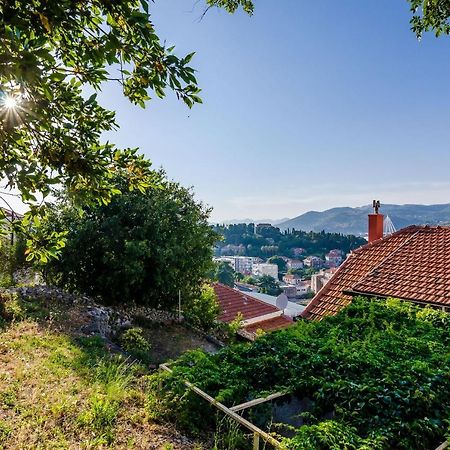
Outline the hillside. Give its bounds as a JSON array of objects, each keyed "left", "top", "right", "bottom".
[
  {"left": 0, "top": 289, "right": 210, "bottom": 449},
  {"left": 277, "top": 203, "right": 450, "bottom": 234}
]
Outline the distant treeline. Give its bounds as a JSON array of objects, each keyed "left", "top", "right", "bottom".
[{"left": 213, "top": 223, "right": 367, "bottom": 258}]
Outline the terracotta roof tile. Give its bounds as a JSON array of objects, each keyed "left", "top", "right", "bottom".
[
  {"left": 302, "top": 226, "right": 450, "bottom": 320},
  {"left": 213, "top": 283, "right": 280, "bottom": 323},
  {"left": 351, "top": 226, "right": 450, "bottom": 306},
  {"left": 243, "top": 315, "right": 294, "bottom": 334}
]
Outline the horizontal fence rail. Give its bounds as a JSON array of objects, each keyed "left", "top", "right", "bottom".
[{"left": 159, "top": 363, "right": 282, "bottom": 449}]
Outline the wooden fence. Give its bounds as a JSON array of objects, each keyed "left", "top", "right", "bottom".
[{"left": 159, "top": 363, "right": 284, "bottom": 449}]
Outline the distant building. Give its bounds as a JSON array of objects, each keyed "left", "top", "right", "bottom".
[
  {"left": 303, "top": 256, "right": 324, "bottom": 268},
  {"left": 311, "top": 268, "right": 339, "bottom": 293},
  {"left": 325, "top": 249, "right": 343, "bottom": 268},
  {"left": 292, "top": 247, "right": 306, "bottom": 257},
  {"left": 282, "top": 273, "right": 301, "bottom": 285},
  {"left": 214, "top": 256, "right": 256, "bottom": 275},
  {"left": 282, "top": 285, "right": 297, "bottom": 299},
  {"left": 286, "top": 258, "right": 304, "bottom": 270},
  {"left": 255, "top": 223, "right": 274, "bottom": 234},
  {"left": 252, "top": 263, "right": 278, "bottom": 279},
  {"left": 281, "top": 278, "right": 312, "bottom": 298},
  {"left": 296, "top": 280, "right": 311, "bottom": 297}
]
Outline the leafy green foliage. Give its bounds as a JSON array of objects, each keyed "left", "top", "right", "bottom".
[
  {"left": 256, "top": 274, "right": 282, "bottom": 296},
  {"left": 120, "top": 327, "right": 151, "bottom": 361},
  {"left": 42, "top": 175, "right": 218, "bottom": 308},
  {"left": 409, "top": 1, "right": 450, "bottom": 38},
  {"left": 0, "top": 419, "right": 11, "bottom": 443},
  {"left": 213, "top": 261, "right": 235, "bottom": 287},
  {"left": 267, "top": 255, "right": 287, "bottom": 274},
  {"left": 0, "top": 0, "right": 253, "bottom": 259},
  {"left": 184, "top": 284, "right": 220, "bottom": 331},
  {"left": 286, "top": 420, "right": 386, "bottom": 450},
  {"left": 0, "top": 233, "right": 28, "bottom": 286},
  {"left": 156, "top": 298, "right": 450, "bottom": 449}
]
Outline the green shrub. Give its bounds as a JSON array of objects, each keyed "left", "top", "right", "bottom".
[
  {"left": 184, "top": 284, "right": 220, "bottom": 331},
  {"left": 120, "top": 327, "right": 151, "bottom": 362},
  {"left": 0, "top": 292, "right": 24, "bottom": 321},
  {"left": 42, "top": 177, "right": 218, "bottom": 308},
  {"left": 94, "top": 359, "right": 133, "bottom": 400},
  {"left": 77, "top": 394, "right": 119, "bottom": 444},
  {"left": 0, "top": 235, "right": 29, "bottom": 288},
  {"left": 0, "top": 291, "right": 48, "bottom": 323},
  {"left": 285, "top": 420, "right": 386, "bottom": 450},
  {"left": 156, "top": 298, "right": 450, "bottom": 449},
  {"left": 0, "top": 419, "right": 11, "bottom": 444}
]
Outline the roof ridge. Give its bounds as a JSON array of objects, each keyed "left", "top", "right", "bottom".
[
  {"left": 301, "top": 251, "right": 352, "bottom": 317},
  {"left": 351, "top": 225, "right": 421, "bottom": 255},
  {"left": 302, "top": 226, "right": 425, "bottom": 319}
]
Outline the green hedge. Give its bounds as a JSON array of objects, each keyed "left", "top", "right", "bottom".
[{"left": 154, "top": 297, "right": 450, "bottom": 449}]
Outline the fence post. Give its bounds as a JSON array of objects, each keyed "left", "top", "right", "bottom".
[{"left": 253, "top": 432, "right": 260, "bottom": 450}]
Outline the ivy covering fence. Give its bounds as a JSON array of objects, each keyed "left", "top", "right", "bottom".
[{"left": 153, "top": 297, "right": 450, "bottom": 449}]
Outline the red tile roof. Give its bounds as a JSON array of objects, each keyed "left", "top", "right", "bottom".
[
  {"left": 243, "top": 315, "right": 293, "bottom": 334},
  {"left": 302, "top": 226, "right": 450, "bottom": 321},
  {"left": 213, "top": 283, "right": 280, "bottom": 323}
]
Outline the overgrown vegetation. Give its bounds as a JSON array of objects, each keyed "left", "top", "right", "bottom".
[
  {"left": 42, "top": 175, "right": 218, "bottom": 309},
  {"left": 0, "top": 233, "right": 28, "bottom": 287},
  {"left": 154, "top": 298, "right": 450, "bottom": 449},
  {"left": 0, "top": 290, "right": 206, "bottom": 449},
  {"left": 183, "top": 284, "right": 220, "bottom": 332},
  {"left": 0, "top": 0, "right": 253, "bottom": 259}
]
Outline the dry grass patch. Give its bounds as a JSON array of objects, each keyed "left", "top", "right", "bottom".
[{"left": 0, "top": 297, "right": 204, "bottom": 450}]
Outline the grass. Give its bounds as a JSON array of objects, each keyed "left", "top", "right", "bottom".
[{"left": 0, "top": 292, "right": 205, "bottom": 449}]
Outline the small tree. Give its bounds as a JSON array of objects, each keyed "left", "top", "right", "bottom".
[
  {"left": 267, "top": 255, "right": 287, "bottom": 274},
  {"left": 43, "top": 175, "right": 218, "bottom": 308},
  {"left": 257, "top": 275, "right": 282, "bottom": 296},
  {"left": 0, "top": 0, "right": 254, "bottom": 260},
  {"left": 184, "top": 284, "right": 220, "bottom": 331},
  {"left": 214, "top": 261, "right": 235, "bottom": 287}
]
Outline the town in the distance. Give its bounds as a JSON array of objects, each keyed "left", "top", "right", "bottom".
[
  {"left": 212, "top": 222, "right": 360, "bottom": 309},
  {"left": 210, "top": 201, "right": 450, "bottom": 317}
]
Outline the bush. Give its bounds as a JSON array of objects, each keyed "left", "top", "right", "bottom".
[
  {"left": 0, "top": 420, "right": 11, "bottom": 443},
  {"left": 184, "top": 284, "right": 220, "bottom": 331},
  {"left": 120, "top": 327, "right": 151, "bottom": 361},
  {"left": 42, "top": 175, "right": 218, "bottom": 309},
  {"left": 0, "top": 235, "right": 28, "bottom": 287},
  {"left": 155, "top": 298, "right": 450, "bottom": 449}
]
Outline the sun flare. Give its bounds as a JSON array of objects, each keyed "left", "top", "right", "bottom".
[{"left": 3, "top": 95, "right": 18, "bottom": 109}]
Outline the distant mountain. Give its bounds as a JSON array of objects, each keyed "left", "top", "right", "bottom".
[
  {"left": 277, "top": 204, "right": 450, "bottom": 235},
  {"left": 216, "top": 218, "right": 290, "bottom": 226}
]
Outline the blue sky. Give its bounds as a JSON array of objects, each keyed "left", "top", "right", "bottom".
[{"left": 99, "top": 0, "right": 450, "bottom": 222}]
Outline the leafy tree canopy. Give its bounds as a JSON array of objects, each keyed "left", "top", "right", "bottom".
[
  {"left": 213, "top": 261, "right": 235, "bottom": 287},
  {"left": 214, "top": 224, "right": 366, "bottom": 260},
  {"left": 41, "top": 174, "right": 218, "bottom": 308},
  {"left": 0, "top": 0, "right": 253, "bottom": 256},
  {"left": 409, "top": 0, "right": 450, "bottom": 38},
  {"left": 256, "top": 274, "right": 281, "bottom": 296},
  {"left": 267, "top": 255, "right": 287, "bottom": 273}
]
